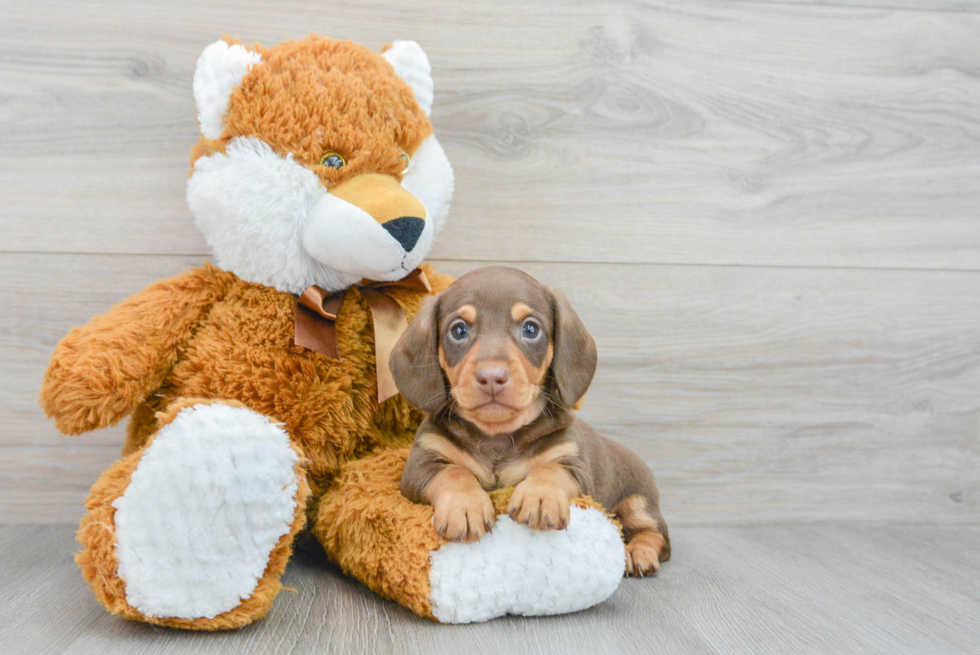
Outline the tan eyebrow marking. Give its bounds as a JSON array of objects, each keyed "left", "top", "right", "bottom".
[
  {"left": 455, "top": 304, "right": 477, "bottom": 323},
  {"left": 511, "top": 302, "right": 533, "bottom": 322}
]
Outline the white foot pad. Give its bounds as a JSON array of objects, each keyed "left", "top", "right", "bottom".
[
  {"left": 428, "top": 505, "right": 625, "bottom": 623},
  {"left": 112, "top": 403, "right": 299, "bottom": 619}
]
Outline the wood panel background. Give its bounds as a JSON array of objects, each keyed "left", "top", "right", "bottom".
[{"left": 1, "top": 0, "right": 978, "bottom": 533}]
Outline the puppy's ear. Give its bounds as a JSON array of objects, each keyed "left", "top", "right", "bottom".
[
  {"left": 390, "top": 295, "right": 447, "bottom": 413},
  {"left": 550, "top": 288, "right": 597, "bottom": 407}
]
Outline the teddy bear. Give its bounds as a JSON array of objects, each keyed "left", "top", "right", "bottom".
[{"left": 39, "top": 34, "right": 626, "bottom": 629}]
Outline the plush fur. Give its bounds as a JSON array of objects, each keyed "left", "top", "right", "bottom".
[
  {"left": 187, "top": 35, "right": 453, "bottom": 295},
  {"left": 315, "top": 448, "right": 624, "bottom": 622},
  {"left": 40, "top": 34, "right": 625, "bottom": 629},
  {"left": 45, "top": 261, "right": 452, "bottom": 496},
  {"left": 193, "top": 41, "right": 263, "bottom": 140},
  {"left": 75, "top": 398, "right": 312, "bottom": 630},
  {"left": 54, "top": 260, "right": 454, "bottom": 629},
  {"left": 112, "top": 402, "right": 301, "bottom": 620}
]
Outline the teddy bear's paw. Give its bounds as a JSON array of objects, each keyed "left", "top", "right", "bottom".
[
  {"left": 427, "top": 504, "right": 625, "bottom": 623},
  {"left": 107, "top": 402, "right": 305, "bottom": 622}
]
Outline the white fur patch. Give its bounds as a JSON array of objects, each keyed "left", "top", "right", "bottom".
[
  {"left": 189, "top": 136, "right": 442, "bottom": 294},
  {"left": 193, "top": 41, "right": 262, "bottom": 140},
  {"left": 428, "top": 506, "right": 625, "bottom": 623},
  {"left": 383, "top": 41, "right": 433, "bottom": 115},
  {"left": 302, "top": 192, "right": 433, "bottom": 283},
  {"left": 188, "top": 137, "right": 360, "bottom": 295},
  {"left": 402, "top": 135, "right": 454, "bottom": 235},
  {"left": 111, "top": 403, "right": 300, "bottom": 620}
]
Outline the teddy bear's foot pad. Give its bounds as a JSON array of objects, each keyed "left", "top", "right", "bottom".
[
  {"left": 427, "top": 505, "right": 626, "bottom": 623},
  {"left": 110, "top": 403, "right": 300, "bottom": 620}
]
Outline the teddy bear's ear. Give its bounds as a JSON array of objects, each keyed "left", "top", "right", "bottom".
[
  {"left": 382, "top": 41, "right": 434, "bottom": 115},
  {"left": 193, "top": 40, "right": 263, "bottom": 140}
]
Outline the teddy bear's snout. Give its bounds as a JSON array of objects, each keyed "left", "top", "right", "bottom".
[
  {"left": 301, "top": 172, "right": 434, "bottom": 280},
  {"left": 329, "top": 173, "right": 427, "bottom": 226}
]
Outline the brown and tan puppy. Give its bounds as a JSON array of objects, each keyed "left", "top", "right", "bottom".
[{"left": 391, "top": 266, "right": 670, "bottom": 576}]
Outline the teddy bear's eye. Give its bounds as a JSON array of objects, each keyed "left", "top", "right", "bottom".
[
  {"left": 399, "top": 152, "right": 411, "bottom": 174},
  {"left": 320, "top": 152, "right": 346, "bottom": 169}
]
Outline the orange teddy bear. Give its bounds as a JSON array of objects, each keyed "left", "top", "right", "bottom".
[{"left": 40, "top": 35, "right": 626, "bottom": 629}]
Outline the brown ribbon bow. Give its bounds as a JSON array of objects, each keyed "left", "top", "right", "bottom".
[{"left": 294, "top": 268, "right": 431, "bottom": 403}]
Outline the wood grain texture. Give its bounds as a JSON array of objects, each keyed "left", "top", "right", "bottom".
[
  {"left": 4, "top": 254, "right": 977, "bottom": 525},
  {"left": 1, "top": 0, "right": 979, "bottom": 269},
  {"left": 746, "top": 0, "right": 980, "bottom": 12},
  {"left": 1, "top": 0, "right": 979, "bottom": 647},
  {"left": 1, "top": 524, "right": 977, "bottom": 654}
]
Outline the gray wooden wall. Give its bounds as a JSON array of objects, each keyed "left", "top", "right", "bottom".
[{"left": 1, "top": 0, "right": 978, "bottom": 528}]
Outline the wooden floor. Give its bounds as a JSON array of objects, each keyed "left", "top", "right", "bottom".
[
  {"left": 2, "top": 0, "right": 979, "bottom": 652},
  {"left": 3, "top": 524, "right": 978, "bottom": 655}
]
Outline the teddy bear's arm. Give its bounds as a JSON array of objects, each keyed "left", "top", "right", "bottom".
[{"left": 39, "top": 265, "right": 231, "bottom": 435}]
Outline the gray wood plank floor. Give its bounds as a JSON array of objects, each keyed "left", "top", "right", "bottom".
[{"left": 2, "top": 524, "right": 977, "bottom": 655}]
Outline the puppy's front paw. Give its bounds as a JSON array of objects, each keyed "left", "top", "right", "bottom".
[
  {"left": 507, "top": 480, "right": 570, "bottom": 531},
  {"left": 625, "top": 535, "right": 662, "bottom": 577},
  {"left": 432, "top": 488, "right": 496, "bottom": 543}
]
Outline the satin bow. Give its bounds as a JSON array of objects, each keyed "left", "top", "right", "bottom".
[{"left": 294, "top": 268, "right": 432, "bottom": 403}]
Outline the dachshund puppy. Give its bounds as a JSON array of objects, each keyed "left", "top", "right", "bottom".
[{"left": 391, "top": 266, "right": 670, "bottom": 576}]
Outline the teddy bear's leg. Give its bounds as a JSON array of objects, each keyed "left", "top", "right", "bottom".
[
  {"left": 313, "top": 449, "right": 626, "bottom": 623},
  {"left": 76, "top": 399, "right": 310, "bottom": 630}
]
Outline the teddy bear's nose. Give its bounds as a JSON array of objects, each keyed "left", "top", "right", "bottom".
[{"left": 382, "top": 216, "right": 425, "bottom": 252}]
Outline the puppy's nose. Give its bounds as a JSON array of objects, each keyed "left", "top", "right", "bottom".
[
  {"left": 474, "top": 366, "right": 510, "bottom": 396},
  {"left": 382, "top": 216, "right": 425, "bottom": 252}
]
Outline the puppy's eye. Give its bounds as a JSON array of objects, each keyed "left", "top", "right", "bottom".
[
  {"left": 521, "top": 319, "right": 542, "bottom": 340},
  {"left": 449, "top": 321, "right": 469, "bottom": 341},
  {"left": 319, "top": 152, "right": 346, "bottom": 169},
  {"left": 399, "top": 152, "right": 410, "bottom": 174}
]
